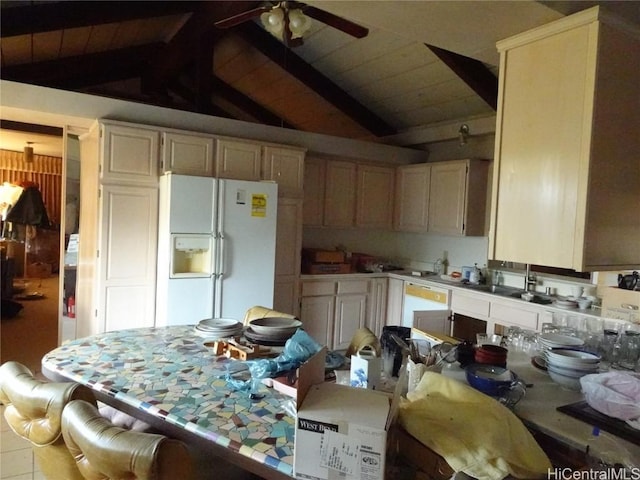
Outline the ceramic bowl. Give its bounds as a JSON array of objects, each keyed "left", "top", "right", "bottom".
[
  {"left": 249, "top": 317, "right": 302, "bottom": 335},
  {"left": 465, "top": 364, "right": 516, "bottom": 397},
  {"left": 547, "top": 368, "right": 582, "bottom": 390}
]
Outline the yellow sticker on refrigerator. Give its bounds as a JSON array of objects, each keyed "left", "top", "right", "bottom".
[{"left": 251, "top": 194, "right": 267, "bottom": 217}]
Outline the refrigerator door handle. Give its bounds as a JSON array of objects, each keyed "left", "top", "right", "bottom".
[{"left": 218, "top": 233, "right": 226, "bottom": 278}]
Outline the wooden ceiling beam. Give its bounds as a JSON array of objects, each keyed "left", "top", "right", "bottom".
[
  {"left": 235, "top": 22, "right": 397, "bottom": 137},
  {"left": 145, "top": 1, "right": 260, "bottom": 91},
  {"left": 426, "top": 44, "right": 498, "bottom": 111},
  {"left": 209, "top": 76, "right": 296, "bottom": 129},
  {"left": 0, "top": 1, "right": 200, "bottom": 38},
  {"left": 0, "top": 44, "right": 163, "bottom": 89},
  {"left": 166, "top": 80, "right": 236, "bottom": 119}
]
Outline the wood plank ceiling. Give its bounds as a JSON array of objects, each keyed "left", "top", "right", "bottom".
[{"left": 1, "top": 1, "right": 506, "bottom": 144}]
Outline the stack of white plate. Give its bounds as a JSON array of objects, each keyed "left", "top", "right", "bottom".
[
  {"left": 553, "top": 298, "right": 578, "bottom": 310},
  {"left": 539, "top": 332, "right": 584, "bottom": 350},
  {"left": 545, "top": 348, "right": 601, "bottom": 390},
  {"left": 194, "top": 318, "right": 243, "bottom": 338},
  {"left": 245, "top": 317, "right": 303, "bottom": 345}
]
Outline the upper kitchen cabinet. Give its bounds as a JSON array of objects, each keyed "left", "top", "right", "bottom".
[
  {"left": 214, "top": 137, "right": 262, "bottom": 181},
  {"left": 428, "top": 159, "right": 488, "bottom": 236},
  {"left": 323, "top": 160, "right": 357, "bottom": 227},
  {"left": 489, "top": 7, "right": 640, "bottom": 270},
  {"left": 356, "top": 164, "right": 395, "bottom": 229},
  {"left": 161, "top": 131, "right": 214, "bottom": 177},
  {"left": 304, "top": 158, "right": 395, "bottom": 229},
  {"left": 303, "top": 156, "right": 325, "bottom": 226},
  {"left": 100, "top": 121, "right": 159, "bottom": 185},
  {"left": 262, "top": 145, "right": 306, "bottom": 198},
  {"left": 394, "top": 163, "right": 431, "bottom": 232}
]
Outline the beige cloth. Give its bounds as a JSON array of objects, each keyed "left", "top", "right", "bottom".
[
  {"left": 243, "top": 305, "right": 297, "bottom": 325},
  {"left": 399, "top": 372, "right": 551, "bottom": 480}
]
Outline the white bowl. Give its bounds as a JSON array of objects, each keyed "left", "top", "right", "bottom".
[
  {"left": 546, "top": 362, "right": 598, "bottom": 377},
  {"left": 540, "top": 333, "right": 584, "bottom": 348},
  {"left": 546, "top": 348, "right": 600, "bottom": 364},
  {"left": 249, "top": 317, "right": 302, "bottom": 335},
  {"left": 547, "top": 369, "right": 582, "bottom": 390}
]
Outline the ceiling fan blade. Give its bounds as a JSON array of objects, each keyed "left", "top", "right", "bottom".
[
  {"left": 302, "top": 5, "right": 369, "bottom": 38},
  {"left": 214, "top": 5, "right": 271, "bottom": 29}
]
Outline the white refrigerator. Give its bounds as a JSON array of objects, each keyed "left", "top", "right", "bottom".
[{"left": 155, "top": 173, "right": 278, "bottom": 326}]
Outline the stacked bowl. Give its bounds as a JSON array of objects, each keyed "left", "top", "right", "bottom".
[
  {"left": 539, "top": 332, "right": 585, "bottom": 351},
  {"left": 545, "top": 348, "right": 601, "bottom": 390},
  {"left": 474, "top": 344, "right": 508, "bottom": 368}
]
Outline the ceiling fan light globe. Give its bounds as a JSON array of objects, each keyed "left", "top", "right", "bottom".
[{"left": 288, "top": 9, "right": 311, "bottom": 38}]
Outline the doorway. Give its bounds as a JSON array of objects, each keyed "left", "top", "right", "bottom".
[{"left": 0, "top": 121, "right": 65, "bottom": 374}]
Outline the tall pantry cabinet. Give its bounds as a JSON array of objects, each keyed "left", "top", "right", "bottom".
[
  {"left": 77, "top": 120, "right": 159, "bottom": 337},
  {"left": 489, "top": 7, "right": 640, "bottom": 270}
]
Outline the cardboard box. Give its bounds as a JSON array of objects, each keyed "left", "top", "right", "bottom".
[
  {"left": 302, "top": 262, "right": 351, "bottom": 275},
  {"left": 302, "top": 248, "right": 345, "bottom": 264},
  {"left": 294, "top": 383, "right": 393, "bottom": 480},
  {"left": 262, "top": 347, "right": 327, "bottom": 401}
]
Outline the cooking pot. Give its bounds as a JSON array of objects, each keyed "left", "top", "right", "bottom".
[{"left": 618, "top": 271, "right": 639, "bottom": 290}]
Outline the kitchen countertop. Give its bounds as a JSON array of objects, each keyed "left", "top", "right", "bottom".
[
  {"left": 506, "top": 351, "right": 640, "bottom": 464},
  {"left": 301, "top": 271, "right": 606, "bottom": 319}
]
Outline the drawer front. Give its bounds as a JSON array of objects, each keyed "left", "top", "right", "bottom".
[
  {"left": 451, "top": 293, "right": 490, "bottom": 318},
  {"left": 337, "top": 279, "right": 370, "bottom": 295},
  {"left": 301, "top": 281, "right": 336, "bottom": 297},
  {"left": 491, "top": 303, "right": 538, "bottom": 330}
]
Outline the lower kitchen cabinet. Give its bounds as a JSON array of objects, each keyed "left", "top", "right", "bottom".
[
  {"left": 300, "top": 277, "right": 374, "bottom": 350},
  {"left": 300, "top": 295, "right": 334, "bottom": 348},
  {"left": 385, "top": 277, "right": 404, "bottom": 327}
]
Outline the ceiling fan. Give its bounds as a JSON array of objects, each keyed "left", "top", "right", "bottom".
[{"left": 214, "top": 1, "right": 369, "bottom": 47}]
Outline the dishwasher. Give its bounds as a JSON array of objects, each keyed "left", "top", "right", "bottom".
[{"left": 402, "top": 282, "right": 451, "bottom": 337}]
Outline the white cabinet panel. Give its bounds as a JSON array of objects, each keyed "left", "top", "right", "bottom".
[
  {"left": 324, "top": 160, "right": 356, "bottom": 227},
  {"left": 101, "top": 123, "right": 159, "bottom": 185},
  {"left": 262, "top": 146, "right": 305, "bottom": 197},
  {"left": 215, "top": 138, "right": 262, "bottom": 180},
  {"left": 333, "top": 294, "right": 367, "bottom": 350},
  {"left": 98, "top": 184, "right": 158, "bottom": 332},
  {"left": 300, "top": 295, "right": 334, "bottom": 347},
  {"left": 273, "top": 198, "right": 303, "bottom": 316},
  {"left": 394, "top": 164, "right": 430, "bottom": 231},
  {"left": 356, "top": 165, "right": 394, "bottom": 228},
  {"left": 161, "top": 131, "right": 214, "bottom": 177},
  {"left": 302, "top": 157, "right": 324, "bottom": 226}
]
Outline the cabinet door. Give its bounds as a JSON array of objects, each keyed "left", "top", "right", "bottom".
[
  {"left": 491, "top": 24, "right": 589, "bottom": 267},
  {"left": 428, "top": 161, "right": 467, "bottom": 235},
  {"left": 302, "top": 157, "right": 325, "bottom": 226},
  {"left": 101, "top": 123, "right": 159, "bottom": 185},
  {"left": 356, "top": 165, "right": 394, "bottom": 228},
  {"left": 262, "top": 146, "right": 305, "bottom": 197},
  {"left": 300, "top": 296, "right": 334, "bottom": 348},
  {"left": 394, "top": 164, "right": 430, "bottom": 231},
  {"left": 386, "top": 277, "right": 404, "bottom": 326},
  {"left": 333, "top": 294, "right": 367, "bottom": 350},
  {"left": 161, "top": 132, "right": 214, "bottom": 176},
  {"left": 215, "top": 138, "right": 262, "bottom": 180},
  {"left": 413, "top": 310, "right": 451, "bottom": 336},
  {"left": 324, "top": 160, "right": 356, "bottom": 227},
  {"left": 98, "top": 184, "right": 158, "bottom": 332},
  {"left": 368, "top": 278, "right": 388, "bottom": 337},
  {"left": 273, "top": 198, "right": 303, "bottom": 316}
]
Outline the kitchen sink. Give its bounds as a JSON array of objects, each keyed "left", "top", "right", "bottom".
[{"left": 461, "top": 283, "right": 554, "bottom": 304}]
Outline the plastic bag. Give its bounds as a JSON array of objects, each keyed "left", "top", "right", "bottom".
[
  {"left": 247, "top": 329, "right": 323, "bottom": 380},
  {"left": 580, "top": 371, "right": 640, "bottom": 422}
]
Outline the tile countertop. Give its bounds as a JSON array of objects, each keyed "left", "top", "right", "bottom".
[{"left": 301, "top": 271, "right": 607, "bottom": 319}]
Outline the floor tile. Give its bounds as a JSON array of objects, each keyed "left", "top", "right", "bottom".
[
  {"left": 1, "top": 430, "right": 32, "bottom": 452},
  {"left": 0, "top": 448, "right": 33, "bottom": 478}
]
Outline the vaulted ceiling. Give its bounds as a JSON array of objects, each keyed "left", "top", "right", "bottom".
[{"left": 1, "top": 1, "right": 639, "bottom": 150}]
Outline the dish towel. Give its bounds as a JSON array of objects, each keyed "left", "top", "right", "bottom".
[{"left": 399, "top": 372, "right": 551, "bottom": 480}]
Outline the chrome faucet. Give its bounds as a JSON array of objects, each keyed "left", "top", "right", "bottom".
[{"left": 525, "top": 264, "right": 537, "bottom": 292}]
